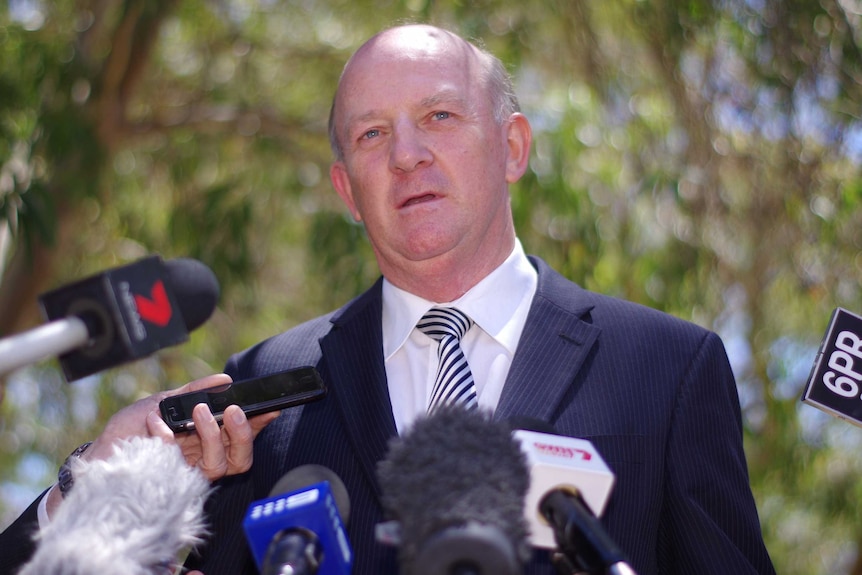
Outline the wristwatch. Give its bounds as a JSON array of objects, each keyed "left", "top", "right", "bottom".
[{"left": 58, "top": 441, "right": 93, "bottom": 498}]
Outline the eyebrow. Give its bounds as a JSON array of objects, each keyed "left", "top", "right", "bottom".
[
  {"left": 420, "top": 90, "right": 467, "bottom": 110},
  {"left": 345, "top": 89, "right": 469, "bottom": 128}
]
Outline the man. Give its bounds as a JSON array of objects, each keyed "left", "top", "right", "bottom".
[{"left": 0, "top": 24, "right": 775, "bottom": 575}]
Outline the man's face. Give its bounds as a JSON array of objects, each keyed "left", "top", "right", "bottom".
[{"left": 329, "top": 26, "right": 530, "bottom": 296}]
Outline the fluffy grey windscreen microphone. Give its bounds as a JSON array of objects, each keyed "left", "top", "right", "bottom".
[
  {"left": 19, "top": 436, "right": 210, "bottom": 575},
  {"left": 376, "top": 407, "right": 531, "bottom": 574}
]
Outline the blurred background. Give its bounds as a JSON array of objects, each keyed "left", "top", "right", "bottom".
[{"left": 1, "top": 0, "right": 861, "bottom": 573}]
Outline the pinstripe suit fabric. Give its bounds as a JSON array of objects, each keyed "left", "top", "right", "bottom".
[{"left": 0, "top": 256, "right": 775, "bottom": 575}]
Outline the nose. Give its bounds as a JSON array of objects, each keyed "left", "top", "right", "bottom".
[{"left": 389, "top": 120, "right": 432, "bottom": 173}]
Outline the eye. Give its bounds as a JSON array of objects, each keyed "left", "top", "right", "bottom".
[
  {"left": 432, "top": 111, "right": 451, "bottom": 121},
  {"left": 362, "top": 129, "right": 380, "bottom": 140}
]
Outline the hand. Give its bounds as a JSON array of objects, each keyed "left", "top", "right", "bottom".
[
  {"left": 44, "top": 374, "right": 279, "bottom": 521},
  {"left": 84, "top": 374, "right": 279, "bottom": 481},
  {"left": 145, "top": 374, "right": 281, "bottom": 481}
]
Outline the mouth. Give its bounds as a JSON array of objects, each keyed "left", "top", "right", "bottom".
[{"left": 401, "top": 193, "right": 438, "bottom": 208}]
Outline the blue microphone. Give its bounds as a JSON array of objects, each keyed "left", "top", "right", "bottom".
[{"left": 243, "top": 465, "right": 352, "bottom": 575}]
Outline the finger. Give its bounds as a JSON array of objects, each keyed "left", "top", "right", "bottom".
[
  {"left": 187, "top": 373, "right": 233, "bottom": 392},
  {"left": 145, "top": 409, "right": 176, "bottom": 444},
  {"left": 248, "top": 410, "right": 281, "bottom": 435},
  {"left": 192, "top": 402, "right": 228, "bottom": 480},
  {"left": 221, "top": 405, "right": 255, "bottom": 474},
  {"left": 163, "top": 373, "right": 233, "bottom": 399},
  {"left": 172, "top": 431, "right": 204, "bottom": 469}
]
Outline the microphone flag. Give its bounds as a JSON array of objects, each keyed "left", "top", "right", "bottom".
[
  {"left": 242, "top": 479, "right": 352, "bottom": 575},
  {"left": 803, "top": 307, "right": 862, "bottom": 427},
  {"left": 38, "top": 255, "right": 190, "bottom": 381}
]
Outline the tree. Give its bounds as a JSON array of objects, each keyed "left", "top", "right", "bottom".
[{"left": 2, "top": 1, "right": 861, "bottom": 573}]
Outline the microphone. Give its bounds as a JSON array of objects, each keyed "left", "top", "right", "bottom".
[
  {"left": 510, "top": 419, "right": 636, "bottom": 575},
  {"left": 376, "top": 407, "right": 531, "bottom": 575},
  {"left": 18, "top": 436, "right": 210, "bottom": 575},
  {"left": 243, "top": 464, "right": 353, "bottom": 575},
  {"left": 0, "top": 255, "right": 220, "bottom": 381}
]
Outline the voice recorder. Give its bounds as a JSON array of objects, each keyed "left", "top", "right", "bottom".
[{"left": 159, "top": 366, "right": 325, "bottom": 432}]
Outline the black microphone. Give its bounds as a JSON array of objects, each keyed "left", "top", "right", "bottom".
[
  {"left": 376, "top": 407, "right": 531, "bottom": 575},
  {"left": 509, "top": 418, "right": 637, "bottom": 575},
  {"left": 18, "top": 436, "right": 210, "bottom": 575},
  {"left": 242, "top": 464, "right": 353, "bottom": 575},
  {"left": 0, "top": 255, "right": 219, "bottom": 381}
]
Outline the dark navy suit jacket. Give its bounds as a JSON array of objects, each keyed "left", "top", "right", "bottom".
[{"left": 0, "top": 257, "right": 775, "bottom": 575}]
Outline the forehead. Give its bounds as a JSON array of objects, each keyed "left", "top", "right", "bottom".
[
  {"left": 350, "top": 25, "right": 479, "bottom": 76},
  {"left": 335, "top": 27, "right": 486, "bottom": 119}
]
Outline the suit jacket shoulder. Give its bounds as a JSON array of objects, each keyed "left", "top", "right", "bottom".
[{"left": 223, "top": 278, "right": 385, "bottom": 380}]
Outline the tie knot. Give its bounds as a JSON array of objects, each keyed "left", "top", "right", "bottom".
[{"left": 417, "top": 307, "right": 473, "bottom": 342}]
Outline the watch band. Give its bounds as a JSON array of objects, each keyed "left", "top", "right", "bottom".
[{"left": 58, "top": 441, "right": 93, "bottom": 498}]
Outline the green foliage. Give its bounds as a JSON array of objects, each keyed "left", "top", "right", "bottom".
[{"left": 2, "top": 1, "right": 862, "bottom": 573}]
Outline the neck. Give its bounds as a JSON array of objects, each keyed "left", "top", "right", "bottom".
[{"left": 381, "top": 237, "right": 515, "bottom": 303}]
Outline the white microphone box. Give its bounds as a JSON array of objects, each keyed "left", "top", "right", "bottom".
[{"left": 514, "top": 429, "right": 615, "bottom": 549}]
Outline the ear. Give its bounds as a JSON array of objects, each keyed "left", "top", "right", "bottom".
[
  {"left": 330, "top": 162, "right": 363, "bottom": 222},
  {"left": 504, "top": 113, "right": 532, "bottom": 184}
]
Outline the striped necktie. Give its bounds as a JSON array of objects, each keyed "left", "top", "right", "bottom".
[{"left": 417, "top": 307, "right": 478, "bottom": 412}]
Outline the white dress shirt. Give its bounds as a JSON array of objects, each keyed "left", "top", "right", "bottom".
[{"left": 382, "top": 240, "right": 538, "bottom": 434}]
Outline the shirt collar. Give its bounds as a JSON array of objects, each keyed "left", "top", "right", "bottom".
[{"left": 382, "top": 240, "right": 537, "bottom": 359}]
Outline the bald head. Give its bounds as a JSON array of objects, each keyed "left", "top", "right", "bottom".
[{"left": 328, "top": 24, "right": 519, "bottom": 161}]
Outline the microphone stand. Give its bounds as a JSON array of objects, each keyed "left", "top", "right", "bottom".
[
  {"left": 261, "top": 527, "right": 323, "bottom": 575},
  {"left": 540, "top": 490, "right": 638, "bottom": 575}
]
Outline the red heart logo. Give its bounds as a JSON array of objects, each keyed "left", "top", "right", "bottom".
[{"left": 134, "top": 280, "right": 173, "bottom": 327}]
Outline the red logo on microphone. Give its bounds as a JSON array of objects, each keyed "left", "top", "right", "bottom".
[
  {"left": 134, "top": 280, "right": 173, "bottom": 327},
  {"left": 533, "top": 441, "right": 593, "bottom": 461}
]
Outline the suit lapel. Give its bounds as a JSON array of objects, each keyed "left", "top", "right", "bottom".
[
  {"left": 495, "top": 257, "right": 601, "bottom": 423},
  {"left": 319, "top": 280, "right": 396, "bottom": 498}
]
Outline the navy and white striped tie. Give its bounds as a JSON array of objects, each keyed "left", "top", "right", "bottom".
[{"left": 417, "top": 307, "right": 477, "bottom": 413}]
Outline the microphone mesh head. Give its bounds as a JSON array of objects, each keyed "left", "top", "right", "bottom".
[
  {"left": 19, "top": 436, "right": 210, "bottom": 575},
  {"left": 163, "top": 258, "right": 220, "bottom": 331},
  {"left": 377, "top": 407, "right": 530, "bottom": 574}
]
